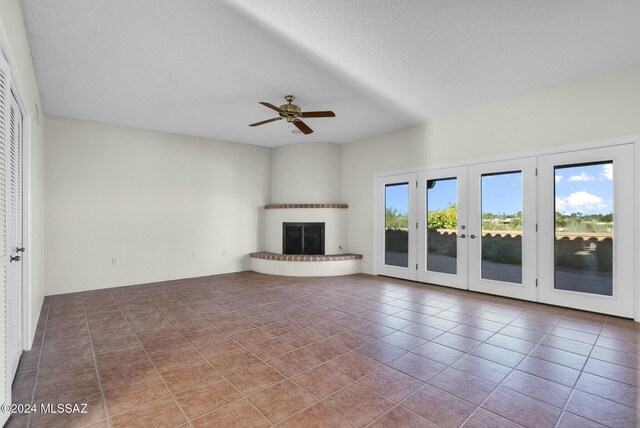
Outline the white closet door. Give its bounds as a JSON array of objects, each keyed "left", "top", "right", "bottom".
[
  {"left": 6, "top": 90, "right": 23, "bottom": 378},
  {"left": 0, "top": 54, "right": 14, "bottom": 413}
]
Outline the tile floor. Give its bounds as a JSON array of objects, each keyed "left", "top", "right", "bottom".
[{"left": 6, "top": 272, "right": 640, "bottom": 427}]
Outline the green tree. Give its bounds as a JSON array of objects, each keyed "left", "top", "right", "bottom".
[
  {"left": 385, "top": 208, "right": 408, "bottom": 229},
  {"left": 427, "top": 204, "right": 457, "bottom": 230}
]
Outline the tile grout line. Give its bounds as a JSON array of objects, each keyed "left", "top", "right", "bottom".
[
  {"left": 196, "top": 296, "right": 408, "bottom": 426},
  {"left": 456, "top": 308, "right": 570, "bottom": 426},
  {"left": 25, "top": 297, "right": 50, "bottom": 428},
  {"left": 80, "top": 293, "right": 112, "bottom": 428},
  {"left": 552, "top": 314, "right": 607, "bottom": 428},
  {"left": 249, "top": 290, "right": 575, "bottom": 426},
  {"left": 350, "top": 303, "right": 504, "bottom": 427},
  {"left": 141, "top": 287, "right": 313, "bottom": 426},
  {"left": 215, "top": 302, "right": 361, "bottom": 427},
  {"left": 106, "top": 291, "right": 194, "bottom": 428},
  {"left": 458, "top": 308, "right": 611, "bottom": 427},
  {"left": 166, "top": 305, "right": 277, "bottom": 427},
  {"left": 424, "top": 307, "right": 562, "bottom": 427},
  {"left": 273, "top": 303, "right": 523, "bottom": 426},
  {"left": 252, "top": 306, "right": 409, "bottom": 424}
]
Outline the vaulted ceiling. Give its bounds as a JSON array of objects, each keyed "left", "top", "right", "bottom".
[{"left": 21, "top": 0, "right": 640, "bottom": 147}]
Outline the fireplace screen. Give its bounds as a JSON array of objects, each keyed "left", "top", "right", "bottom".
[{"left": 283, "top": 222, "right": 325, "bottom": 255}]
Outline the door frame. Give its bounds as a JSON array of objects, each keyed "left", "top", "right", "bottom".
[
  {"left": 0, "top": 19, "right": 34, "bottom": 420},
  {"left": 374, "top": 134, "right": 640, "bottom": 322}
]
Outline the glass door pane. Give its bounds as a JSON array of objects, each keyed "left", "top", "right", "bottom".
[
  {"left": 385, "top": 183, "right": 409, "bottom": 267},
  {"left": 426, "top": 178, "right": 458, "bottom": 274},
  {"left": 553, "top": 162, "right": 613, "bottom": 296},
  {"left": 480, "top": 171, "right": 523, "bottom": 284}
]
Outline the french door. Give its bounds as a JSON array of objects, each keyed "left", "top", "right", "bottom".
[
  {"left": 538, "top": 145, "right": 634, "bottom": 317},
  {"left": 414, "top": 158, "right": 536, "bottom": 299},
  {"left": 417, "top": 167, "right": 467, "bottom": 289},
  {"left": 380, "top": 157, "right": 537, "bottom": 300},
  {"left": 377, "top": 145, "right": 635, "bottom": 317},
  {"left": 467, "top": 158, "right": 537, "bottom": 301},
  {"left": 376, "top": 173, "right": 417, "bottom": 280}
]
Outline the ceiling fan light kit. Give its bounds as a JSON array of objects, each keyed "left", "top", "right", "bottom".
[{"left": 249, "top": 95, "right": 335, "bottom": 135}]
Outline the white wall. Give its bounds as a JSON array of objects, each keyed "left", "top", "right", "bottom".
[
  {"left": 44, "top": 116, "right": 271, "bottom": 295},
  {"left": 342, "top": 65, "right": 640, "bottom": 274},
  {"left": 271, "top": 141, "right": 342, "bottom": 203}
]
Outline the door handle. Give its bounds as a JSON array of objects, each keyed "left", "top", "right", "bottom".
[
  {"left": 16, "top": 247, "right": 25, "bottom": 253},
  {"left": 469, "top": 234, "right": 476, "bottom": 239},
  {"left": 458, "top": 234, "right": 466, "bottom": 239},
  {"left": 10, "top": 255, "right": 21, "bottom": 262}
]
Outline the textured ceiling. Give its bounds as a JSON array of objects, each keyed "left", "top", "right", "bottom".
[{"left": 21, "top": 0, "right": 640, "bottom": 147}]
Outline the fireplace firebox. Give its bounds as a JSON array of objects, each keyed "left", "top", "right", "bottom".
[{"left": 283, "top": 222, "right": 325, "bottom": 255}]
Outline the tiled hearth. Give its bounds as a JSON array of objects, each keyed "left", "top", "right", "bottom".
[{"left": 7, "top": 272, "right": 639, "bottom": 427}]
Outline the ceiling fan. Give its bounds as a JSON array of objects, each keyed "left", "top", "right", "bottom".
[{"left": 249, "top": 95, "right": 335, "bottom": 135}]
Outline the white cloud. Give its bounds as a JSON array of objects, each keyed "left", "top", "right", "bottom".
[
  {"left": 567, "top": 172, "right": 595, "bottom": 182},
  {"left": 555, "top": 175, "right": 563, "bottom": 183},
  {"left": 556, "top": 191, "right": 608, "bottom": 214},
  {"left": 600, "top": 164, "right": 613, "bottom": 181}
]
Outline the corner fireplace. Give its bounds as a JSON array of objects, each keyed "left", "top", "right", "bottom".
[{"left": 283, "top": 222, "right": 325, "bottom": 255}]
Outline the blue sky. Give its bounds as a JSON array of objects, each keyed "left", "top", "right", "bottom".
[
  {"left": 555, "top": 163, "right": 613, "bottom": 215},
  {"left": 385, "top": 162, "right": 613, "bottom": 216},
  {"left": 481, "top": 173, "right": 522, "bottom": 215},
  {"left": 428, "top": 178, "right": 457, "bottom": 211},
  {"left": 385, "top": 175, "right": 523, "bottom": 215},
  {"left": 385, "top": 184, "right": 409, "bottom": 214}
]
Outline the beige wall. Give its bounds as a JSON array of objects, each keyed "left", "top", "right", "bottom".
[
  {"left": 342, "top": 65, "right": 640, "bottom": 274},
  {"left": 44, "top": 116, "right": 271, "bottom": 295},
  {"left": 271, "top": 141, "right": 342, "bottom": 203}
]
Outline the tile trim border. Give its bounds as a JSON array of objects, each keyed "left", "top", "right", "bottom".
[
  {"left": 264, "top": 204, "right": 348, "bottom": 209},
  {"left": 249, "top": 252, "right": 362, "bottom": 262}
]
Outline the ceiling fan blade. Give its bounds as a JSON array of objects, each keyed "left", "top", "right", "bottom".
[
  {"left": 249, "top": 117, "right": 282, "bottom": 127},
  {"left": 301, "top": 111, "right": 335, "bottom": 118},
  {"left": 259, "top": 102, "right": 283, "bottom": 113},
  {"left": 293, "top": 120, "right": 313, "bottom": 135}
]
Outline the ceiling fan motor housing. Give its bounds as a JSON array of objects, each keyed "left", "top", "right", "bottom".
[{"left": 279, "top": 102, "right": 301, "bottom": 119}]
